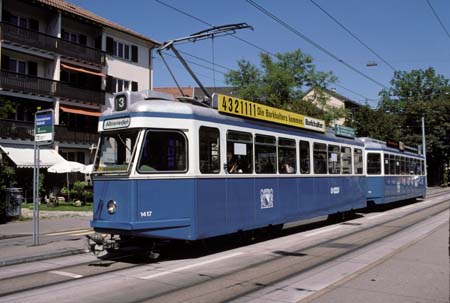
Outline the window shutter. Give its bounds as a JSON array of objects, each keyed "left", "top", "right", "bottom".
[
  {"left": 106, "top": 76, "right": 116, "bottom": 93},
  {"left": 106, "top": 37, "right": 114, "bottom": 55},
  {"left": 2, "top": 10, "right": 11, "bottom": 23},
  {"left": 131, "top": 45, "right": 138, "bottom": 62},
  {"left": 1, "top": 55, "right": 9, "bottom": 71},
  {"left": 94, "top": 36, "right": 102, "bottom": 50},
  {"left": 131, "top": 81, "right": 138, "bottom": 92},
  {"left": 27, "top": 61, "right": 37, "bottom": 76},
  {"left": 28, "top": 18, "right": 39, "bottom": 31}
]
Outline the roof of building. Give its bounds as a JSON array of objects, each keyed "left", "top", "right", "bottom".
[
  {"left": 153, "top": 87, "right": 195, "bottom": 98},
  {"left": 34, "top": 0, "right": 160, "bottom": 46},
  {"left": 304, "top": 87, "right": 362, "bottom": 108}
]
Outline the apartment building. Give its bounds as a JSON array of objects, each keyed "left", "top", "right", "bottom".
[{"left": 0, "top": 0, "right": 159, "bottom": 170}]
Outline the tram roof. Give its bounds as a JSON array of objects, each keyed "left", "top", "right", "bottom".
[
  {"left": 359, "top": 137, "right": 423, "bottom": 158},
  {"left": 101, "top": 93, "right": 363, "bottom": 146}
]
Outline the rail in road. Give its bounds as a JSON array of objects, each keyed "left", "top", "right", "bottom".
[{"left": 0, "top": 189, "right": 448, "bottom": 303}]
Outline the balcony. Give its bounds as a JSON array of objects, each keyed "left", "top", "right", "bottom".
[
  {"left": 0, "top": 70, "right": 105, "bottom": 105},
  {"left": 0, "top": 119, "right": 99, "bottom": 145},
  {"left": 0, "top": 22, "right": 105, "bottom": 66}
]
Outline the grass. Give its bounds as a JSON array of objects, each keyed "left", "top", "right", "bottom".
[{"left": 22, "top": 202, "right": 93, "bottom": 212}]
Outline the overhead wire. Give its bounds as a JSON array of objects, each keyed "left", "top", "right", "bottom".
[
  {"left": 246, "top": 0, "right": 388, "bottom": 89},
  {"left": 309, "top": 0, "right": 396, "bottom": 71},
  {"left": 425, "top": 0, "right": 450, "bottom": 43},
  {"left": 154, "top": 0, "right": 276, "bottom": 57},
  {"left": 153, "top": 0, "right": 376, "bottom": 102}
]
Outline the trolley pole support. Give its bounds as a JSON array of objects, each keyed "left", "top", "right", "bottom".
[{"left": 422, "top": 116, "right": 427, "bottom": 188}]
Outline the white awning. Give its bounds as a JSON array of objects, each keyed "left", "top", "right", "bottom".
[{"left": 0, "top": 144, "right": 66, "bottom": 168}]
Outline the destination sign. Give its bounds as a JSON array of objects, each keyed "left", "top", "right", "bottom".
[
  {"left": 212, "top": 94, "right": 325, "bottom": 133},
  {"left": 103, "top": 117, "right": 130, "bottom": 130}
]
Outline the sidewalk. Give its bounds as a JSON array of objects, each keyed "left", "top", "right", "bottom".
[
  {"left": 309, "top": 221, "right": 449, "bottom": 303},
  {"left": 0, "top": 210, "right": 92, "bottom": 266}
]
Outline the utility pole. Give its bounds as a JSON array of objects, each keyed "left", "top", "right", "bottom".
[{"left": 422, "top": 116, "right": 427, "bottom": 188}]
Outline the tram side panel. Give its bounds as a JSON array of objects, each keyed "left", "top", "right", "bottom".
[{"left": 92, "top": 178, "right": 196, "bottom": 240}]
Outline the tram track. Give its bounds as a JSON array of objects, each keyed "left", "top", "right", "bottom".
[
  {"left": 135, "top": 196, "right": 449, "bottom": 303},
  {"left": 0, "top": 253, "right": 142, "bottom": 298},
  {"left": 0, "top": 192, "right": 448, "bottom": 302}
]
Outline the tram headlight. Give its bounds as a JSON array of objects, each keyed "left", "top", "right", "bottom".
[{"left": 107, "top": 200, "right": 117, "bottom": 214}]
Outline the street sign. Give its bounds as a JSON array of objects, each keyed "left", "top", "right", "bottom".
[
  {"left": 35, "top": 109, "right": 54, "bottom": 145},
  {"left": 334, "top": 124, "right": 355, "bottom": 139}
]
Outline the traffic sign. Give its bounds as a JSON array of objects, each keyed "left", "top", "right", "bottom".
[{"left": 35, "top": 109, "right": 54, "bottom": 145}]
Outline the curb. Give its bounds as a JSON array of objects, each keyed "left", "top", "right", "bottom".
[{"left": 0, "top": 248, "right": 89, "bottom": 267}]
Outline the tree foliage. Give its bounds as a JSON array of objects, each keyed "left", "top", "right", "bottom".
[
  {"left": 0, "top": 96, "right": 15, "bottom": 119},
  {"left": 350, "top": 67, "right": 450, "bottom": 184},
  {"left": 225, "top": 49, "right": 348, "bottom": 125}
]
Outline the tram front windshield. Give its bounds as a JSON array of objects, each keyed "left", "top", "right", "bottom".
[{"left": 95, "top": 130, "right": 139, "bottom": 173}]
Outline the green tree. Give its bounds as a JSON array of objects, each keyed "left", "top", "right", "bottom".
[
  {"left": 379, "top": 68, "right": 450, "bottom": 184},
  {"left": 225, "top": 49, "right": 347, "bottom": 125}
]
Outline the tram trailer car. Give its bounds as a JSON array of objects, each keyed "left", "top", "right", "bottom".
[
  {"left": 361, "top": 137, "right": 426, "bottom": 205},
  {"left": 90, "top": 91, "right": 367, "bottom": 245}
]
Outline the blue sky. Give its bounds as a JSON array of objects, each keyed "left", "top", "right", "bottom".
[{"left": 70, "top": 0, "right": 450, "bottom": 106}]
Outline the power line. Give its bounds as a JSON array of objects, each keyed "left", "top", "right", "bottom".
[
  {"left": 309, "top": 0, "right": 396, "bottom": 71},
  {"left": 246, "top": 0, "right": 388, "bottom": 89},
  {"left": 154, "top": 0, "right": 276, "bottom": 57},
  {"left": 425, "top": 0, "right": 450, "bottom": 43}
]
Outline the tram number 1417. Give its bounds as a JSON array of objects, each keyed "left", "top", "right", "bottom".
[{"left": 221, "top": 96, "right": 257, "bottom": 118}]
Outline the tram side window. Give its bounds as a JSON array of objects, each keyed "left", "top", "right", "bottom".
[
  {"left": 407, "top": 158, "right": 413, "bottom": 175},
  {"left": 299, "top": 140, "right": 310, "bottom": 174},
  {"left": 199, "top": 126, "right": 220, "bottom": 174},
  {"left": 367, "top": 153, "right": 381, "bottom": 175},
  {"left": 354, "top": 148, "right": 363, "bottom": 174},
  {"left": 328, "top": 145, "right": 341, "bottom": 174},
  {"left": 421, "top": 160, "right": 425, "bottom": 175},
  {"left": 313, "top": 143, "right": 327, "bottom": 174},
  {"left": 389, "top": 154, "right": 396, "bottom": 175},
  {"left": 395, "top": 156, "right": 400, "bottom": 175},
  {"left": 138, "top": 131, "right": 187, "bottom": 172},
  {"left": 227, "top": 131, "right": 253, "bottom": 174},
  {"left": 400, "top": 157, "right": 406, "bottom": 175},
  {"left": 383, "top": 154, "right": 389, "bottom": 175},
  {"left": 341, "top": 147, "right": 352, "bottom": 174},
  {"left": 278, "top": 138, "right": 296, "bottom": 174},
  {"left": 255, "top": 135, "right": 276, "bottom": 174}
]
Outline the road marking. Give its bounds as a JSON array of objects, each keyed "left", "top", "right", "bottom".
[
  {"left": 367, "top": 213, "right": 388, "bottom": 220},
  {"left": 304, "top": 226, "right": 341, "bottom": 238},
  {"left": 45, "top": 229, "right": 92, "bottom": 236},
  {"left": 140, "top": 252, "right": 244, "bottom": 280},
  {"left": 49, "top": 270, "right": 83, "bottom": 279}
]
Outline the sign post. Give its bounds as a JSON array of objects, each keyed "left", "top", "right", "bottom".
[{"left": 33, "top": 109, "right": 54, "bottom": 246}]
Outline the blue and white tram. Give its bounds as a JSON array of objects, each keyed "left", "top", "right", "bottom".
[
  {"left": 90, "top": 91, "right": 366, "bottom": 245},
  {"left": 361, "top": 137, "right": 426, "bottom": 205}
]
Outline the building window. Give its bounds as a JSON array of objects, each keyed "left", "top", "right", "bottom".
[
  {"left": 106, "top": 37, "right": 138, "bottom": 62},
  {"left": 62, "top": 29, "right": 87, "bottom": 45},
  {"left": 106, "top": 76, "right": 138, "bottom": 93},
  {"left": 3, "top": 11, "right": 39, "bottom": 31},
  {"left": 199, "top": 127, "right": 220, "bottom": 174}
]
